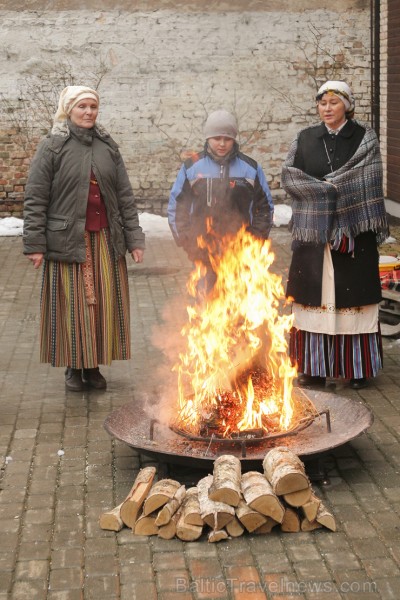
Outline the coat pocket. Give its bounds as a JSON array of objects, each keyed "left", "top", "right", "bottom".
[{"left": 46, "top": 217, "right": 69, "bottom": 254}]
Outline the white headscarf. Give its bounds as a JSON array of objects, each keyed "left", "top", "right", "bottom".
[
  {"left": 316, "top": 80, "right": 355, "bottom": 114},
  {"left": 54, "top": 85, "right": 99, "bottom": 124}
]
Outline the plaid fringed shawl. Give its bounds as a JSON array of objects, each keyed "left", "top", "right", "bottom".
[{"left": 281, "top": 122, "right": 389, "bottom": 245}]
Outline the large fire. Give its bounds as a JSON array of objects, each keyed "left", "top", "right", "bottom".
[{"left": 173, "top": 225, "right": 315, "bottom": 439}]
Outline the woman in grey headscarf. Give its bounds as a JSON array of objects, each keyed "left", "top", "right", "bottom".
[
  {"left": 281, "top": 80, "right": 389, "bottom": 390},
  {"left": 23, "top": 86, "right": 145, "bottom": 391}
]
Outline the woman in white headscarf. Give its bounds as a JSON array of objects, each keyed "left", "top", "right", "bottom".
[
  {"left": 23, "top": 86, "right": 145, "bottom": 391},
  {"left": 281, "top": 81, "right": 389, "bottom": 390}
]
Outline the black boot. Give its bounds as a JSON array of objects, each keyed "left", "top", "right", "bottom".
[
  {"left": 82, "top": 367, "right": 107, "bottom": 389},
  {"left": 297, "top": 374, "right": 326, "bottom": 389},
  {"left": 349, "top": 377, "right": 368, "bottom": 390},
  {"left": 65, "top": 368, "right": 84, "bottom": 392}
]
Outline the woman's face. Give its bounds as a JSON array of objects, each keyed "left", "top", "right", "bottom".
[
  {"left": 317, "top": 93, "right": 347, "bottom": 130},
  {"left": 69, "top": 98, "right": 99, "bottom": 128},
  {"left": 208, "top": 136, "right": 235, "bottom": 157}
]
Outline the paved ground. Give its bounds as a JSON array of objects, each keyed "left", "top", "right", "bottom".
[{"left": 1, "top": 225, "right": 400, "bottom": 600}]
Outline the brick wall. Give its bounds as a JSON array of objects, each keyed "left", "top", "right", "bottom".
[
  {"left": 0, "top": 1, "right": 371, "bottom": 216},
  {"left": 0, "top": 130, "right": 36, "bottom": 218}
]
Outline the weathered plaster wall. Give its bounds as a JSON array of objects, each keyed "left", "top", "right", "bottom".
[{"left": 0, "top": 1, "right": 371, "bottom": 216}]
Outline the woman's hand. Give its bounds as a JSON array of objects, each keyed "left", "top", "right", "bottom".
[
  {"left": 131, "top": 248, "right": 144, "bottom": 264},
  {"left": 26, "top": 253, "right": 44, "bottom": 269}
]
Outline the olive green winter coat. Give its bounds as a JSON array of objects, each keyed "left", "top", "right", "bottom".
[{"left": 23, "top": 120, "right": 145, "bottom": 263}]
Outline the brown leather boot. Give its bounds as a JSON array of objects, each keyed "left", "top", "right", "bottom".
[
  {"left": 82, "top": 367, "right": 107, "bottom": 389},
  {"left": 65, "top": 368, "right": 85, "bottom": 392}
]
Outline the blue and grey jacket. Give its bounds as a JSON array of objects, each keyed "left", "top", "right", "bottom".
[{"left": 168, "top": 144, "right": 274, "bottom": 260}]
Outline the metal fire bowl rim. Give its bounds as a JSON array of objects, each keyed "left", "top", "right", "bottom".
[{"left": 103, "top": 388, "right": 374, "bottom": 467}]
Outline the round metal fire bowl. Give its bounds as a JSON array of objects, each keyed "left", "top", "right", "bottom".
[{"left": 104, "top": 388, "right": 374, "bottom": 468}]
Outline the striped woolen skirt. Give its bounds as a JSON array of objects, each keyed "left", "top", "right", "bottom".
[
  {"left": 39, "top": 229, "right": 131, "bottom": 369},
  {"left": 289, "top": 328, "right": 383, "bottom": 379}
]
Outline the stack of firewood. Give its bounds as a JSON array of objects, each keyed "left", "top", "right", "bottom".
[{"left": 99, "top": 447, "right": 336, "bottom": 542}]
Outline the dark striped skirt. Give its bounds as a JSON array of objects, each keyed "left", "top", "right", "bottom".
[
  {"left": 289, "top": 328, "right": 383, "bottom": 379},
  {"left": 39, "top": 229, "right": 131, "bottom": 368}
]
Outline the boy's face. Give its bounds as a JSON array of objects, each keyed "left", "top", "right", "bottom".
[{"left": 208, "top": 136, "right": 235, "bottom": 157}]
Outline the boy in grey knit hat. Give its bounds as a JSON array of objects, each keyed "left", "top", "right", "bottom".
[{"left": 168, "top": 109, "right": 274, "bottom": 296}]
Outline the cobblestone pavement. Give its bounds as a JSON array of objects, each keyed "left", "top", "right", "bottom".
[{"left": 1, "top": 226, "right": 400, "bottom": 600}]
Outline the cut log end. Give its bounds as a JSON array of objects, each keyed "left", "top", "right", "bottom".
[
  {"left": 208, "top": 529, "right": 229, "bottom": 543},
  {"left": 99, "top": 503, "right": 124, "bottom": 532}
]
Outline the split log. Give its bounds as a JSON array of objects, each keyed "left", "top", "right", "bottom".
[
  {"left": 301, "top": 492, "right": 321, "bottom": 522},
  {"left": 241, "top": 471, "right": 285, "bottom": 523},
  {"left": 235, "top": 498, "right": 267, "bottom": 533},
  {"left": 143, "top": 478, "right": 181, "bottom": 516},
  {"left": 281, "top": 507, "right": 301, "bottom": 533},
  {"left": 99, "top": 502, "right": 124, "bottom": 532},
  {"left": 283, "top": 487, "right": 312, "bottom": 507},
  {"left": 120, "top": 466, "right": 157, "bottom": 528},
  {"left": 263, "top": 447, "right": 310, "bottom": 495},
  {"left": 316, "top": 502, "right": 336, "bottom": 532},
  {"left": 176, "top": 509, "right": 203, "bottom": 541},
  {"left": 225, "top": 515, "right": 245, "bottom": 537},
  {"left": 155, "top": 484, "right": 186, "bottom": 526},
  {"left": 208, "top": 528, "right": 229, "bottom": 543},
  {"left": 134, "top": 512, "right": 159, "bottom": 536},
  {"left": 197, "top": 475, "right": 234, "bottom": 529},
  {"left": 253, "top": 517, "right": 279, "bottom": 534},
  {"left": 208, "top": 454, "right": 242, "bottom": 507},
  {"left": 182, "top": 487, "right": 203, "bottom": 527},
  {"left": 158, "top": 520, "right": 176, "bottom": 540},
  {"left": 158, "top": 508, "right": 181, "bottom": 540},
  {"left": 301, "top": 518, "right": 322, "bottom": 532}
]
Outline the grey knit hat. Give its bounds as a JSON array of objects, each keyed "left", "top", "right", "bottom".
[{"left": 204, "top": 109, "right": 238, "bottom": 140}]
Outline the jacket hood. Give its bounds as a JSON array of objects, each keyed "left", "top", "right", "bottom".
[{"left": 49, "top": 120, "right": 118, "bottom": 152}]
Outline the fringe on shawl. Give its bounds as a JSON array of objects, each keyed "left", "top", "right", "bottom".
[{"left": 282, "top": 122, "right": 389, "bottom": 246}]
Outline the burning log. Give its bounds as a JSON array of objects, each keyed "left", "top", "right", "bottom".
[
  {"left": 197, "top": 474, "right": 235, "bottom": 529},
  {"left": 143, "top": 479, "right": 181, "bottom": 516},
  {"left": 241, "top": 471, "right": 285, "bottom": 523},
  {"left": 262, "top": 447, "right": 310, "bottom": 496},
  {"left": 99, "top": 502, "right": 125, "bottom": 532},
  {"left": 155, "top": 484, "right": 186, "bottom": 526},
  {"left": 120, "top": 466, "right": 156, "bottom": 528},
  {"left": 208, "top": 454, "right": 242, "bottom": 507},
  {"left": 198, "top": 390, "right": 245, "bottom": 438},
  {"left": 182, "top": 487, "right": 203, "bottom": 526},
  {"left": 225, "top": 515, "right": 245, "bottom": 537},
  {"left": 235, "top": 498, "right": 267, "bottom": 533}
]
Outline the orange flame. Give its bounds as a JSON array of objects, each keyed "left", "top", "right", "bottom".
[{"left": 174, "top": 225, "right": 298, "bottom": 437}]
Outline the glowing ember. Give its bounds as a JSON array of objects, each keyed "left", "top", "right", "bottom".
[{"left": 173, "top": 224, "right": 316, "bottom": 439}]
